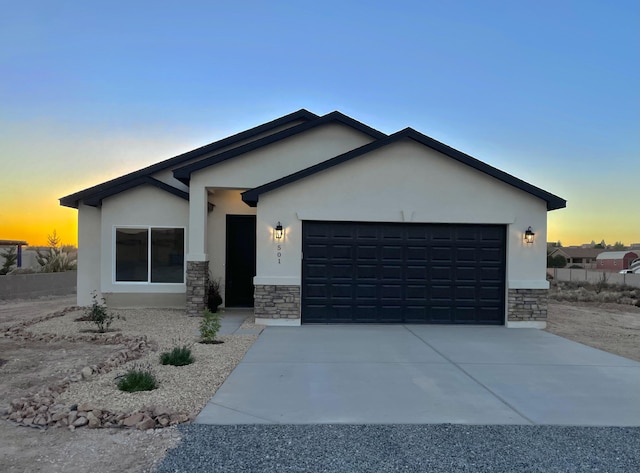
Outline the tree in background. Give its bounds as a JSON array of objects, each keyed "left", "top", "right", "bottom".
[
  {"left": 0, "top": 246, "right": 17, "bottom": 275},
  {"left": 594, "top": 239, "right": 607, "bottom": 249},
  {"left": 547, "top": 254, "right": 567, "bottom": 268},
  {"left": 612, "top": 241, "right": 626, "bottom": 250},
  {"left": 36, "top": 230, "right": 77, "bottom": 272}
]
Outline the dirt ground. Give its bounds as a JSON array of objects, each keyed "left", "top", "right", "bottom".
[
  {"left": 0, "top": 296, "right": 180, "bottom": 473},
  {"left": 546, "top": 301, "right": 640, "bottom": 362},
  {"left": 1, "top": 296, "right": 639, "bottom": 473}
]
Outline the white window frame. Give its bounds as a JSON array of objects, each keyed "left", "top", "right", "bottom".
[{"left": 112, "top": 225, "right": 186, "bottom": 285}]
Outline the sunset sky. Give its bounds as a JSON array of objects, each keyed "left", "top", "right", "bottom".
[{"left": 1, "top": 1, "right": 638, "bottom": 247}]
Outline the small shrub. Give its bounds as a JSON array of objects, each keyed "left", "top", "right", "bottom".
[
  {"left": 207, "top": 277, "right": 223, "bottom": 312},
  {"left": 85, "top": 291, "right": 116, "bottom": 332},
  {"left": 160, "top": 345, "right": 195, "bottom": 366},
  {"left": 200, "top": 309, "right": 222, "bottom": 343},
  {"left": 593, "top": 272, "right": 609, "bottom": 294},
  {"left": 117, "top": 364, "right": 158, "bottom": 392}
]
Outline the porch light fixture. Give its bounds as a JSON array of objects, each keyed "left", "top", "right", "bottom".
[
  {"left": 524, "top": 226, "right": 535, "bottom": 244},
  {"left": 274, "top": 222, "right": 284, "bottom": 240}
]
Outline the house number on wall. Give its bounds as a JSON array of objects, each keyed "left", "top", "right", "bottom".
[{"left": 277, "top": 244, "right": 282, "bottom": 264}]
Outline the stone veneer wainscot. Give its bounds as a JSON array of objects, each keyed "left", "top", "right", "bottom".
[
  {"left": 507, "top": 288, "right": 548, "bottom": 322},
  {"left": 254, "top": 285, "right": 301, "bottom": 319},
  {"left": 186, "top": 261, "right": 209, "bottom": 317}
]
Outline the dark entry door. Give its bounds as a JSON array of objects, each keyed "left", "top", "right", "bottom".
[
  {"left": 225, "top": 215, "right": 256, "bottom": 307},
  {"left": 302, "top": 221, "right": 506, "bottom": 324}
]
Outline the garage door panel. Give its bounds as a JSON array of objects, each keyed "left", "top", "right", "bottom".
[
  {"left": 406, "top": 246, "right": 428, "bottom": 261},
  {"left": 302, "top": 222, "right": 505, "bottom": 324},
  {"left": 381, "top": 265, "right": 403, "bottom": 280},
  {"left": 356, "top": 264, "right": 377, "bottom": 279},
  {"left": 455, "top": 247, "right": 478, "bottom": 262},
  {"left": 431, "top": 266, "right": 452, "bottom": 281},
  {"left": 305, "top": 244, "right": 329, "bottom": 259},
  {"left": 406, "top": 266, "right": 427, "bottom": 281},
  {"left": 432, "top": 247, "right": 452, "bottom": 261},
  {"left": 453, "top": 307, "right": 478, "bottom": 323},
  {"left": 381, "top": 246, "right": 403, "bottom": 261},
  {"left": 480, "top": 267, "right": 503, "bottom": 282},
  {"left": 480, "top": 247, "right": 503, "bottom": 261},
  {"left": 381, "top": 284, "right": 402, "bottom": 300},
  {"left": 431, "top": 285, "right": 453, "bottom": 300},
  {"left": 329, "top": 264, "right": 353, "bottom": 279},
  {"left": 357, "top": 245, "right": 378, "bottom": 260},
  {"left": 381, "top": 226, "right": 403, "bottom": 240}
]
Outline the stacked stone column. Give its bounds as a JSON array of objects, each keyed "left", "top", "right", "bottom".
[
  {"left": 507, "top": 288, "right": 548, "bottom": 322},
  {"left": 254, "top": 285, "right": 300, "bottom": 319},
  {"left": 186, "top": 261, "right": 209, "bottom": 317}
]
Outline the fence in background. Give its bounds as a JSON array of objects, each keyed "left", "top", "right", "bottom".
[
  {"left": 0, "top": 271, "right": 76, "bottom": 300},
  {"left": 547, "top": 268, "right": 640, "bottom": 289}
]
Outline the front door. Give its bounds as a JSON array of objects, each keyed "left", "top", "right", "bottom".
[{"left": 225, "top": 215, "right": 256, "bottom": 307}]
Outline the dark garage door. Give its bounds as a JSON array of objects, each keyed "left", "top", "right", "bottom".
[{"left": 302, "top": 221, "right": 506, "bottom": 324}]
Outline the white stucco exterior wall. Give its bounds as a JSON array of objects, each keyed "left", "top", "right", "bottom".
[
  {"left": 100, "top": 185, "right": 189, "bottom": 295},
  {"left": 186, "top": 123, "right": 377, "bottom": 257},
  {"left": 254, "top": 139, "right": 549, "bottom": 291},
  {"left": 77, "top": 203, "right": 102, "bottom": 305}
]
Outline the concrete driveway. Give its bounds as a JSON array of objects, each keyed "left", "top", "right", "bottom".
[{"left": 196, "top": 325, "right": 640, "bottom": 426}]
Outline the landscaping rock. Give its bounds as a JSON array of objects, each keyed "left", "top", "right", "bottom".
[
  {"left": 123, "top": 413, "right": 144, "bottom": 427},
  {"left": 136, "top": 416, "right": 156, "bottom": 431}
]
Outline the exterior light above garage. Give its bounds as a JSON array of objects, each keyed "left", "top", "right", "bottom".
[
  {"left": 524, "top": 226, "right": 535, "bottom": 244},
  {"left": 275, "top": 222, "right": 284, "bottom": 240}
]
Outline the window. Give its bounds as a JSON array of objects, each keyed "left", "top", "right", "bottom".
[{"left": 115, "top": 227, "right": 185, "bottom": 283}]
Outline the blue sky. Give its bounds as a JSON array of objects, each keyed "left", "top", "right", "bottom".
[{"left": 1, "top": 0, "right": 638, "bottom": 245}]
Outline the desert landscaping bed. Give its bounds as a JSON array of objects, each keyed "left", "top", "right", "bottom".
[
  {"left": 3, "top": 306, "right": 258, "bottom": 430},
  {"left": 0, "top": 297, "right": 260, "bottom": 472}
]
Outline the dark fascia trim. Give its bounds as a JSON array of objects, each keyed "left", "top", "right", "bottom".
[
  {"left": 66, "top": 176, "right": 189, "bottom": 207},
  {"left": 242, "top": 128, "right": 567, "bottom": 211},
  {"left": 78, "top": 176, "right": 190, "bottom": 207},
  {"left": 79, "top": 176, "right": 215, "bottom": 211},
  {"left": 59, "top": 109, "right": 319, "bottom": 209},
  {"left": 172, "top": 111, "right": 387, "bottom": 184}
]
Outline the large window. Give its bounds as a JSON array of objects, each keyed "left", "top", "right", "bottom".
[{"left": 115, "top": 227, "right": 185, "bottom": 283}]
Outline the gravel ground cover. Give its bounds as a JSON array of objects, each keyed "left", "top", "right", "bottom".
[
  {"left": 156, "top": 424, "right": 640, "bottom": 473},
  {"left": 25, "top": 308, "right": 258, "bottom": 415}
]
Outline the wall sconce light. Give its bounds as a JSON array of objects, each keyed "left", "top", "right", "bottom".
[
  {"left": 274, "top": 222, "right": 284, "bottom": 240},
  {"left": 524, "top": 226, "right": 535, "bottom": 244}
]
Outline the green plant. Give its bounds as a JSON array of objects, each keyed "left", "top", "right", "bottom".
[
  {"left": 546, "top": 254, "right": 567, "bottom": 268},
  {"left": 85, "top": 291, "right": 116, "bottom": 332},
  {"left": 160, "top": 345, "right": 195, "bottom": 366},
  {"left": 117, "top": 364, "right": 158, "bottom": 392},
  {"left": 200, "top": 309, "right": 222, "bottom": 343},
  {"left": 36, "top": 230, "right": 77, "bottom": 272},
  {"left": 0, "top": 246, "right": 17, "bottom": 275}
]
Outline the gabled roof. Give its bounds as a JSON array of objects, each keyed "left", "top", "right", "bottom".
[
  {"left": 596, "top": 251, "right": 639, "bottom": 260},
  {"left": 549, "top": 247, "right": 604, "bottom": 259},
  {"left": 172, "top": 111, "right": 387, "bottom": 184},
  {"left": 241, "top": 127, "right": 567, "bottom": 211},
  {"left": 59, "top": 109, "right": 319, "bottom": 208}
]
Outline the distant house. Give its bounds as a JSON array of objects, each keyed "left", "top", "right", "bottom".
[
  {"left": 596, "top": 251, "right": 639, "bottom": 271},
  {"left": 548, "top": 247, "right": 603, "bottom": 269},
  {"left": 0, "top": 240, "right": 29, "bottom": 269}
]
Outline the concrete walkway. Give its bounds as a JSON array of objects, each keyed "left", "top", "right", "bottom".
[{"left": 196, "top": 325, "right": 640, "bottom": 426}]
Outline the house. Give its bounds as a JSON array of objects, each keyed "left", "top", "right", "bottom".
[
  {"left": 596, "top": 251, "right": 639, "bottom": 271},
  {"left": 0, "top": 240, "right": 29, "bottom": 270},
  {"left": 548, "top": 247, "right": 603, "bottom": 269},
  {"left": 60, "top": 109, "right": 566, "bottom": 328}
]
